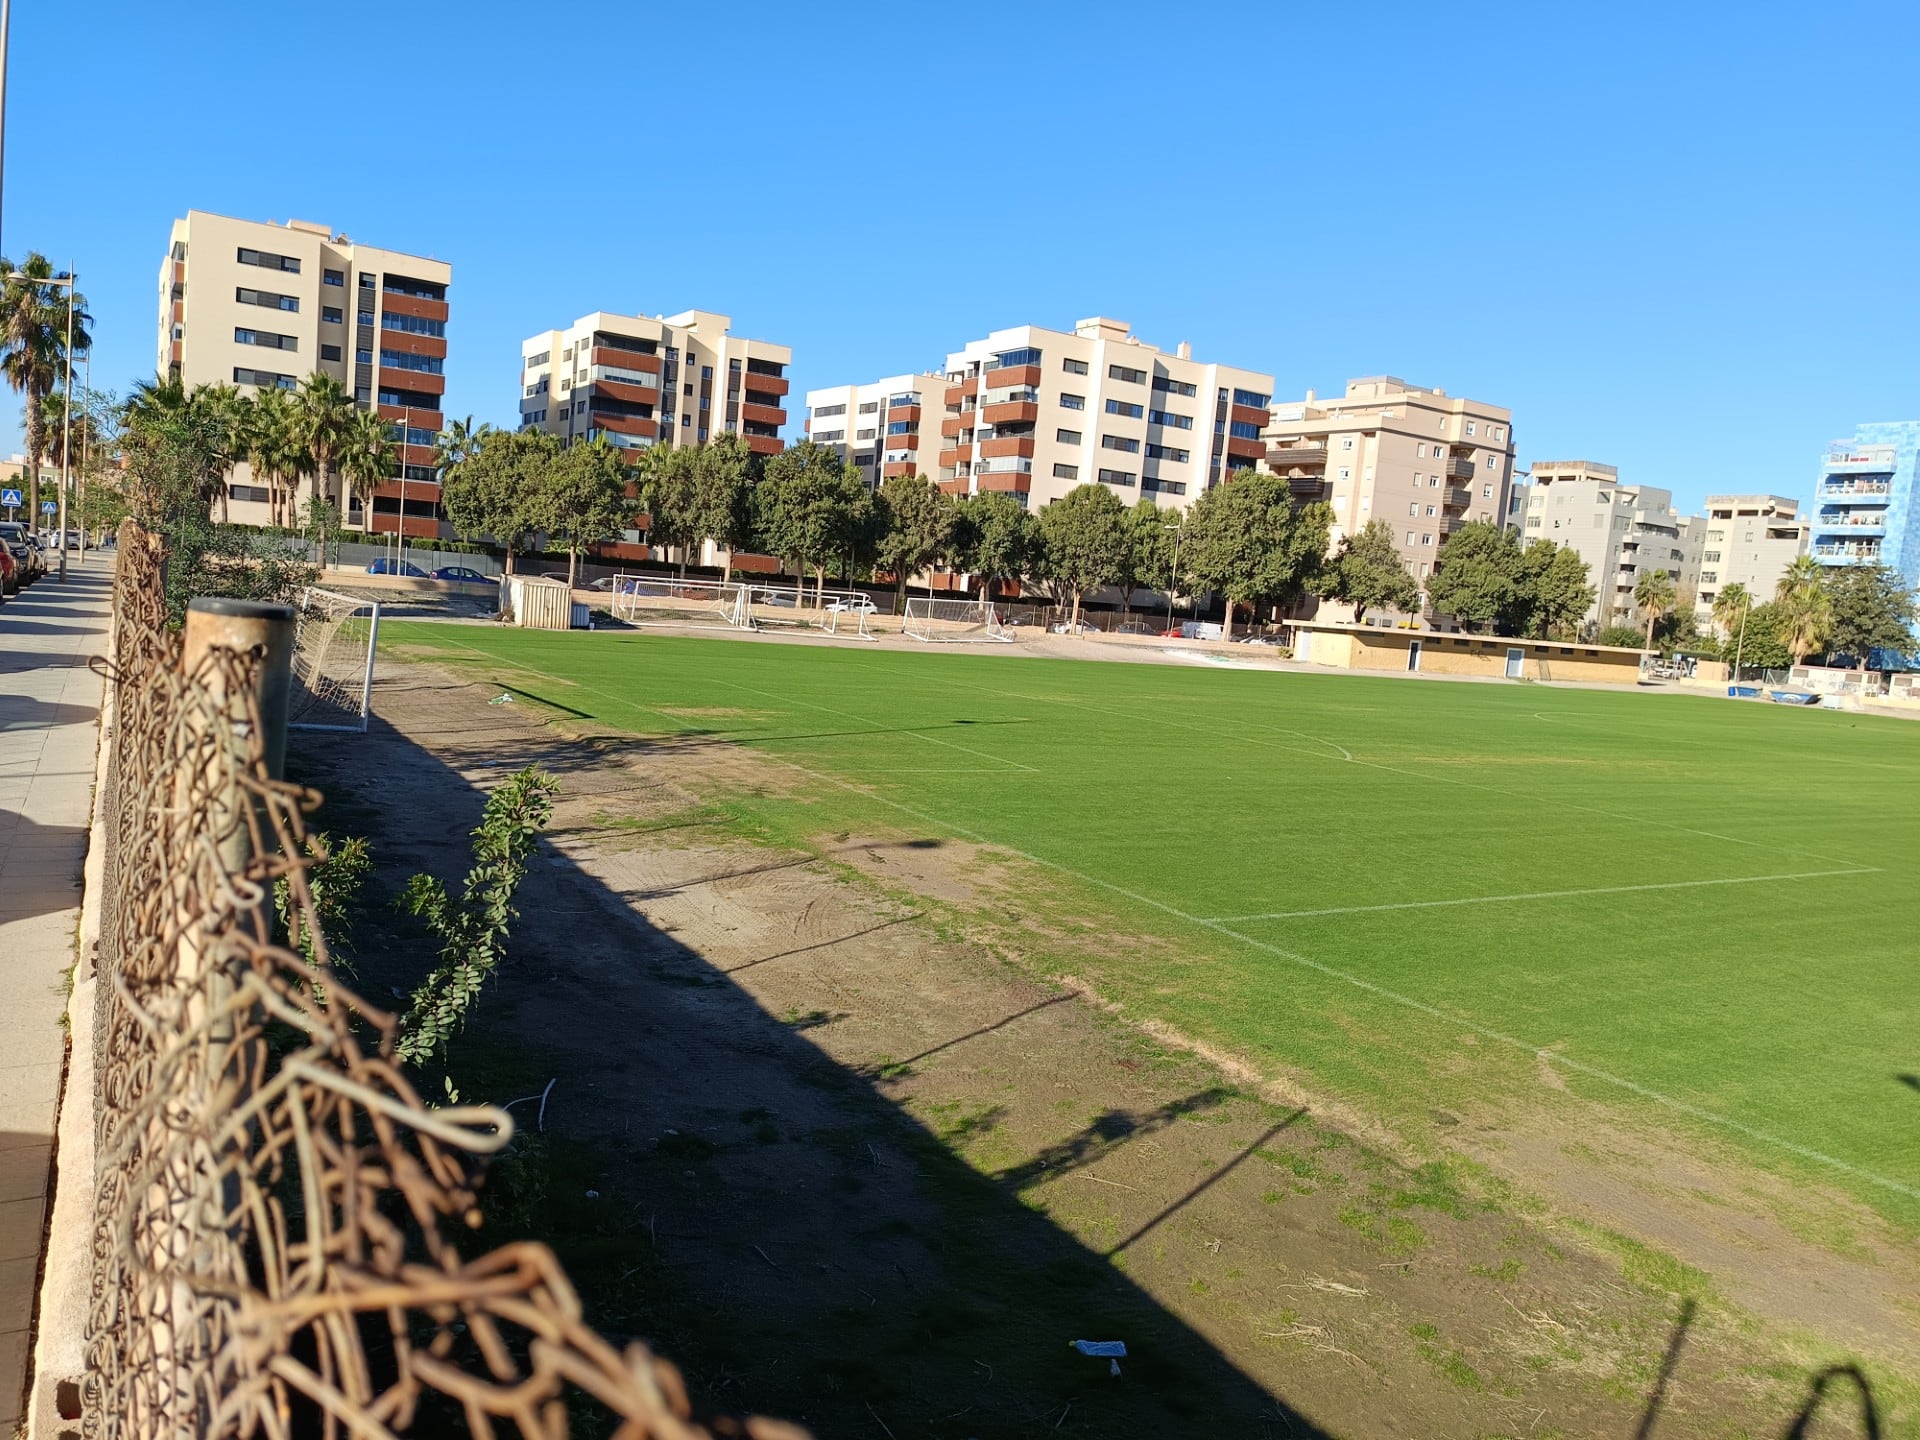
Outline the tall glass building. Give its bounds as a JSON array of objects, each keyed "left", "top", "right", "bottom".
[{"left": 1809, "top": 422, "right": 1920, "bottom": 585}]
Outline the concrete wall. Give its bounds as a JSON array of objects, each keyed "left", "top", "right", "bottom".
[{"left": 1297, "top": 626, "right": 1643, "bottom": 683}]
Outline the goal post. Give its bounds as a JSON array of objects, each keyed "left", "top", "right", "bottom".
[
  {"left": 289, "top": 587, "right": 381, "bottom": 732},
  {"left": 902, "top": 596, "right": 1014, "bottom": 644},
  {"left": 609, "top": 575, "right": 752, "bottom": 630}
]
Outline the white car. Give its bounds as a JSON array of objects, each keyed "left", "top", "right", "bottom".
[{"left": 824, "top": 596, "right": 877, "bottom": 615}]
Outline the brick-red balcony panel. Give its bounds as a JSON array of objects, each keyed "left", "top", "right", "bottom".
[
  {"left": 1225, "top": 435, "right": 1264, "bottom": 460},
  {"left": 979, "top": 436, "right": 1035, "bottom": 459},
  {"left": 741, "top": 402, "right": 786, "bottom": 428},
  {"left": 594, "top": 379, "right": 659, "bottom": 406},
  {"left": 882, "top": 461, "right": 916, "bottom": 478},
  {"left": 938, "top": 447, "right": 968, "bottom": 469},
  {"left": 743, "top": 374, "right": 790, "bottom": 397},
  {"left": 940, "top": 416, "right": 966, "bottom": 439},
  {"left": 591, "top": 347, "right": 663, "bottom": 375},
  {"left": 378, "top": 367, "right": 444, "bottom": 396},
  {"left": 371, "top": 479, "right": 443, "bottom": 502},
  {"left": 745, "top": 434, "right": 783, "bottom": 457},
  {"left": 591, "top": 410, "right": 659, "bottom": 438},
  {"left": 944, "top": 379, "right": 977, "bottom": 405},
  {"left": 938, "top": 478, "right": 971, "bottom": 495},
  {"left": 381, "top": 293, "right": 449, "bottom": 324},
  {"left": 981, "top": 401, "right": 1038, "bottom": 426},
  {"left": 976, "top": 472, "right": 1031, "bottom": 493},
  {"left": 983, "top": 364, "right": 1041, "bottom": 390},
  {"left": 378, "top": 331, "right": 446, "bottom": 360},
  {"left": 367, "top": 513, "right": 442, "bottom": 539},
  {"left": 1230, "top": 404, "right": 1269, "bottom": 430}
]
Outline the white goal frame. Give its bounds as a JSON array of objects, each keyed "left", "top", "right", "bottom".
[
  {"left": 289, "top": 587, "right": 381, "bottom": 732},
  {"left": 609, "top": 575, "right": 752, "bottom": 630},
  {"left": 902, "top": 596, "right": 1014, "bottom": 644}
]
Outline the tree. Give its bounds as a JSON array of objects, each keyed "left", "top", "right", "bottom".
[
  {"left": 0, "top": 253, "right": 90, "bottom": 517},
  {"left": 950, "top": 490, "right": 1035, "bottom": 600},
  {"left": 1033, "top": 483, "right": 1127, "bottom": 629},
  {"left": 338, "top": 408, "right": 394, "bottom": 520},
  {"left": 534, "top": 436, "right": 632, "bottom": 586},
  {"left": 1320, "top": 519, "right": 1419, "bottom": 625},
  {"left": 1179, "top": 472, "right": 1329, "bottom": 640},
  {"left": 442, "top": 428, "right": 555, "bottom": 573},
  {"left": 1425, "top": 520, "right": 1521, "bottom": 634},
  {"left": 293, "top": 372, "right": 357, "bottom": 516},
  {"left": 1821, "top": 564, "right": 1917, "bottom": 671},
  {"left": 1516, "top": 540, "right": 1596, "bottom": 638},
  {"left": 755, "top": 441, "right": 868, "bottom": 602},
  {"left": 1115, "top": 497, "right": 1178, "bottom": 619},
  {"left": 1597, "top": 623, "right": 1649, "bottom": 650},
  {"left": 874, "top": 474, "right": 952, "bottom": 607},
  {"left": 1633, "top": 566, "right": 1677, "bottom": 651},
  {"left": 1772, "top": 555, "right": 1832, "bottom": 664},
  {"left": 1710, "top": 581, "right": 1751, "bottom": 641},
  {"left": 1727, "top": 602, "right": 1793, "bottom": 673},
  {"left": 235, "top": 386, "right": 312, "bottom": 528},
  {"left": 691, "top": 432, "right": 760, "bottom": 581},
  {"left": 434, "top": 415, "right": 491, "bottom": 487},
  {"left": 634, "top": 443, "right": 702, "bottom": 576},
  {"left": 122, "top": 376, "right": 240, "bottom": 520}
]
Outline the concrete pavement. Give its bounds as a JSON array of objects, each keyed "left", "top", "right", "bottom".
[{"left": 0, "top": 559, "right": 110, "bottom": 1431}]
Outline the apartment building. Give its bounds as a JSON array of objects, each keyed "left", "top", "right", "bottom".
[
  {"left": 936, "top": 318, "right": 1273, "bottom": 510},
  {"left": 803, "top": 373, "right": 947, "bottom": 486},
  {"left": 1264, "top": 377, "right": 1516, "bottom": 586},
  {"left": 1808, "top": 425, "right": 1920, "bottom": 590},
  {"left": 1695, "top": 495, "right": 1808, "bottom": 626},
  {"left": 1520, "top": 461, "right": 1704, "bottom": 628},
  {"left": 158, "top": 210, "right": 451, "bottom": 537},
  {"left": 519, "top": 310, "right": 790, "bottom": 459}
]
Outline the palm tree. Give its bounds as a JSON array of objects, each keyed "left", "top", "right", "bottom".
[
  {"left": 1773, "top": 555, "right": 1832, "bottom": 664},
  {"left": 293, "top": 373, "right": 357, "bottom": 518},
  {"left": 0, "top": 254, "right": 90, "bottom": 516},
  {"left": 1710, "top": 580, "right": 1750, "bottom": 641},
  {"left": 433, "top": 414, "right": 490, "bottom": 486},
  {"left": 338, "top": 407, "right": 395, "bottom": 522},
  {"left": 1633, "top": 567, "right": 1677, "bottom": 651},
  {"left": 119, "top": 375, "right": 241, "bottom": 521},
  {"left": 236, "top": 386, "right": 312, "bottom": 528}
]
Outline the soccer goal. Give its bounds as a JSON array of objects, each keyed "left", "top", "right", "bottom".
[
  {"left": 609, "top": 575, "right": 752, "bottom": 630},
  {"left": 289, "top": 587, "right": 381, "bottom": 732},
  {"left": 902, "top": 597, "right": 1014, "bottom": 644}
]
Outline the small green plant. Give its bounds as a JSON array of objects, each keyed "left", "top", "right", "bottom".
[
  {"left": 275, "top": 830, "right": 373, "bottom": 998},
  {"left": 396, "top": 767, "right": 557, "bottom": 1067}
]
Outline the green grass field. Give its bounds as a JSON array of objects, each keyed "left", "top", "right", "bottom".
[{"left": 389, "top": 624, "right": 1920, "bottom": 1228}]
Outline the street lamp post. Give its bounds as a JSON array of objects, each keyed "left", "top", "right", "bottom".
[{"left": 1163, "top": 519, "right": 1185, "bottom": 631}]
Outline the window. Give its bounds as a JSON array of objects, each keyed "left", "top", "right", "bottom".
[
  {"left": 233, "top": 366, "right": 296, "bottom": 389},
  {"left": 235, "top": 286, "right": 299, "bottom": 312},
  {"left": 1104, "top": 398, "right": 1143, "bottom": 418},
  {"left": 1096, "top": 468, "right": 1136, "bottom": 487},
  {"left": 1062, "top": 357, "right": 1089, "bottom": 375},
  {"left": 357, "top": 309, "right": 374, "bottom": 327},
  {"left": 237, "top": 246, "right": 300, "bottom": 273},
  {"left": 1465, "top": 421, "right": 1477, "bottom": 436},
  {"left": 1422, "top": 533, "right": 1434, "bottom": 545},
  {"left": 988, "top": 346, "right": 1042, "bottom": 370},
  {"left": 1492, "top": 426, "right": 1504, "bottom": 441},
  {"left": 379, "top": 348, "right": 442, "bottom": 374},
  {"left": 1415, "top": 443, "right": 1427, "bottom": 458},
  {"left": 1341, "top": 437, "right": 1354, "bottom": 450},
  {"left": 701, "top": 366, "right": 713, "bottom": 380},
  {"left": 1338, "top": 467, "right": 1351, "bottom": 480},
  {"left": 1425, "top": 505, "right": 1437, "bottom": 517},
  {"left": 1231, "top": 388, "right": 1270, "bottom": 408},
  {"left": 1144, "top": 443, "right": 1189, "bottom": 462},
  {"left": 1228, "top": 421, "right": 1261, "bottom": 440},
  {"left": 234, "top": 327, "right": 298, "bottom": 351},
  {"left": 1407, "top": 531, "right": 1417, "bottom": 545},
  {"left": 383, "top": 311, "right": 446, "bottom": 337},
  {"left": 857, "top": 428, "right": 876, "bottom": 440},
  {"left": 1052, "top": 462, "right": 1079, "bottom": 479},
  {"left": 525, "top": 350, "right": 549, "bottom": 368},
  {"left": 320, "top": 343, "right": 342, "bottom": 362},
  {"left": 322, "top": 305, "right": 343, "bottom": 324},
  {"left": 858, "top": 400, "right": 879, "bottom": 414},
  {"left": 1482, "top": 485, "right": 1493, "bottom": 498},
  {"left": 323, "top": 269, "right": 344, "bottom": 287},
  {"left": 360, "top": 274, "right": 376, "bottom": 289},
  {"left": 382, "top": 274, "right": 446, "bottom": 301},
  {"left": 814, "top": 402, "right": 847, "bottom": 418},
  {"left": 886, "top": 421, "right": 912, "bottom": 435},
  {"left": 1409, "top": 503, "right": 1419, "bottom": 516},
  {"left": 1703, "top": 550, "right": 1722, "bottom": 562},
  {"left": 1059, "top": 392, "right": 1085, "bottom": 411},
  {"left": 814, "top": 429, "right": 845, "bottom": 443},
  {"left": 1057, "top": 428, "right": 1082, "bottom": 445},
  {"left": 1102, "top": 435, "right": 1140, "bottom": 453},
  {"left": 1108, "top": 363, "right": 1146, "bottom": 385},
  {"left": 1141, "top": 477, "right": 1187, "bottom": 496},
  {"left": 1148, "top": 409, "right": 1193, "bottom": 429},
  {"left": 1484, "top": 455, "right": 1499, "bottom": 471},
  {"left": 1151, "top": 375, "right": 1198, "bottom": 397}
]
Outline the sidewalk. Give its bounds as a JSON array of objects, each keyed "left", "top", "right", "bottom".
[{"left": 0, "top": 560, "right": 111, "bottom": 1431}]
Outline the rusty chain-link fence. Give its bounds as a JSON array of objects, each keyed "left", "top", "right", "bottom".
[{"left": 82, "top": 518, "right": 803, "bottom": 1439}]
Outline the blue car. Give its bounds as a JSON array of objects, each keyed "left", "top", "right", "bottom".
[
  {"left": 366, "top": 559, "right": 427, "bottom": 577},
  {"left": 431, "top": 565, "right": 491, "bottom": 583}
]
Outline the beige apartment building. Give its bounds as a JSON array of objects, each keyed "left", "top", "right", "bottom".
[
  {"left": 1696, "top": 495, "right": 1808, "bottom": 628},
  {"left": 936, "top": 318, "right": 1273, "bottom": 510},
  {"left": 1263, "top": 378, "right": 1516, "bottom": 605},
  {"left": 158, "top": 210, "right": 451, "bottom": 537},
  {"left": 1520, "top": 461, "right": 1705, "bottom": 629},
  {"left": 519, "top": 310, "right": 790, "bottom": 460},
  {"left": 803, "top": 373, "right": 948, "bottom": 486}
]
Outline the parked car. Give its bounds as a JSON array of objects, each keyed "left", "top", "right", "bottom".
[
  {"left": 824, "top": 595, "right": 877, "bottom": 616},
  {"left": 366, "top": 558, "right": 427, "bottom": 577},
  {"left": 0, "top": 522, "right": 41, "bottom": 584},
  {"left": 431, "top": 565, "right": 491, "bottom": 583},
  {"left": 0, "top": 544, "right": 16, "bottom": 596}
]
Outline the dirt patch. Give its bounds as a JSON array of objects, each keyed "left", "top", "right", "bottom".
[{"left": 290, "top": 656, "right": 1920, "bottom": 1438}]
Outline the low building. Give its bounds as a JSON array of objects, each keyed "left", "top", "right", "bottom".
[
  {"left": 1808, "top": 426, "right": 1920, "bottom": 591},
  {"left": 1696, "top": 495, "right": 1808, "bottom": 627},
  {"left": 1263, "top": 377, "right": 1516, "bottom": 592},
  {"left": 803, "top": 373, "right": 947, "bottom": 486},
  {"left": 1519, "top": 461, "right": 1704, "bottom": 628},
  {"left": 937, "top": 317, "right": 1273, "bottom": 510},
  {"left": 520, "top": 310, "right": 791, "bottom": 459},
  {"left": 1287, "top": 621, "right": 1647, "bottom": 684}
]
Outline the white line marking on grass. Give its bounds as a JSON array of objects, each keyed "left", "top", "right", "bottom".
[
  {"left": 417, "top": 635, "right": 1920, "bottom": 1203},
  {"left": 1204, "top": 867, "right": 1882, "bottom": 923}
]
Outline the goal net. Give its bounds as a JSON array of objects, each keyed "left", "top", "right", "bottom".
[
  {"left": 609, "top": 575, "right": 752, "bottom": 630},
  {"left": 902, "top": 597, "right": 1014, "bottom": 644},
  {"left": 289, "top": 587, "right": 381, "bottom": 732}
]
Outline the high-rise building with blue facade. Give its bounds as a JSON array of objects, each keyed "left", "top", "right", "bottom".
[{"left": 1809, "top": 422, "right": 1920, "bottom": 589}]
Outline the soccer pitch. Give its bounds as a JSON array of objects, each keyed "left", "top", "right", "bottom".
[{"left": 390, "top": 625, "right": 1920, "bottom": 1226}]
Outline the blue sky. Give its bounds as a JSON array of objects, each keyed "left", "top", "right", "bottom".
[{"left": 4, "top": 0, "right": 1916, "bottom": 512}]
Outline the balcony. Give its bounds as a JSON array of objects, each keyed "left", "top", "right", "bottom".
[
  {"left": 888, "top": 401, "right": 921, "bottom": 421},
  {"left": 938, "top": 477, "right": 972, "bottom": 496},
  {"left": 1267, "top": 443, "right": 1326, "bottom": 471},
  {"left": 590, "top": 346, "right": 662, "bottom": 374},
  {"left": 742, "top": 402, "right": 787, "bottom": 428},
  {"left": 981, "top": 400, "right": 1038, "bottom": 426},
  {"left": 742, "top": 371, "right": 789, "bottom": 397},
  {"left": 940, "top": 416, "right": 966, "bottom": 439},
  {"left": 380, "top": 292, "right": 448, "bottom": 324},
  {"left": 379, "top": 331, "right": 446, "bottom": 360},
  {"left": 367, "top": 513, "right": 442, "bottom": 540},
  {"left": 745, "top": 434, "right": 783, "bottom": 457},
  {"left": 1224, "top": 435, "right": 1263, "bottom": 461},
  {"left": 590, "top": 410, "right": 658, "bottom": 439},
  {"left": 1442, "top": 486, "right": 1472, "bottom": 508},
  {"left": 979, "top": 436, "right": 1035, "bottom": 459},
  {"left": 1817, "top": 480, "right": 1892, "bottom": 498},
  {"left": 1816, "top": 513, "right": 1886, "bottom": 532},
  {"left": 378, "top": 366, "right": 444, "bottom": 396},
  {"left": 981, "top": 363, "right": 1041, "bottom": 389},
  {"left": 883, "top": 461, "right": 916, "bottom": 478},
  {"left": 1813, "top": 542, "right": 1882, "bottom": 562},
  {"left": 1445, "top": 456, "right": 1477, "bottom": 480},
  {"left": 1285, "top": 475, "right": 1326, "bottom": 499},
  {"left": 976, "top": 471, "right": 1031, "bottom": 494},
  {"left": 944, "top": 379, "right": 978, "bottom": 405},
  {"left": 594, "top": 378, "right": 658, "bottom": 406},
  {"left": 1229, "top": 403, "right": 1268, "bottom": 430}
]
